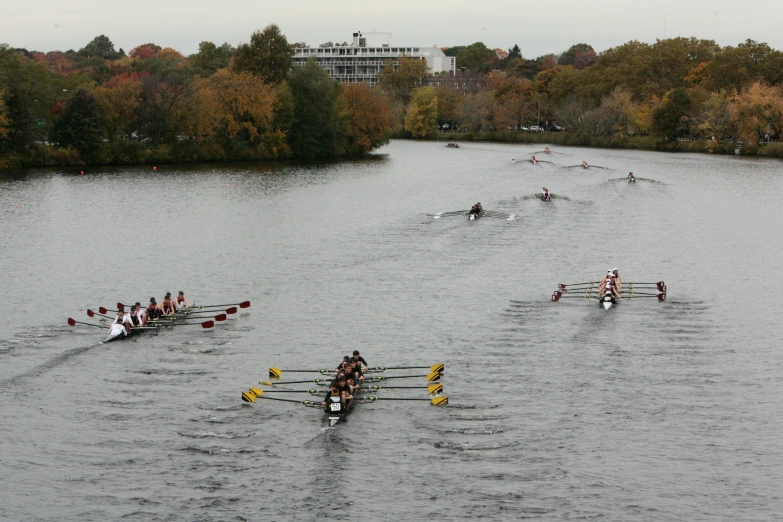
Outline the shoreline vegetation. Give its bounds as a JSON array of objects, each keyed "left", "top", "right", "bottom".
[{"left": 2, "top": 27, "right": 783, "bottom": 169}]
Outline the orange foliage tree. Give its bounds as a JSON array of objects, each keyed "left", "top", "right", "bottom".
[
  {"left": 729, "top": 81, "right": 783, "bottom": 145},
  {"left": 341, "top": 84, "right": 392, "bottom": 154},
  {"left": 93, "top": 72, "right": 146, "bottom": 141}
]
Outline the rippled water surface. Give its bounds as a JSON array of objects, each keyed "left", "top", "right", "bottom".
[{"left": 1, "top": 141, "right": 782, "bottom": 521}]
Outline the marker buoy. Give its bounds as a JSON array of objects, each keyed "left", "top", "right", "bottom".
[
  {"left": 153, "top": 166, "right": 157, "bottom": 171},
  {"left": 80, "top": 171, "right": 84, "bottom": 175}
]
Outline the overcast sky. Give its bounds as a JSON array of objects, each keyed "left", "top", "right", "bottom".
[{"left": 3, "top": 0, "right": 782, "bottom": 58}]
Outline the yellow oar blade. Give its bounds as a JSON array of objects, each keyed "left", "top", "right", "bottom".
[
  {"left": 431, "top": 363, "right": 445, "bottom": 373},
  {"left": 241, "top": 391, "right": 256, "bottom": 403},
  {"left": 269, "top": 367, "right": 282, "bottom": 378},
  {"left": 426, "top": 371, "right": 442, "bottom": 382},
  {"left": 428, "top": 384, "right": 444, "bottom": 395},
  {"left": 432, "top": 396, "right": 449, "bottom": 406},
  {"left": 249, "top": 387, "right": 264, "bottom": 397},
  {"left": 259, "top": 380, "right": 274, "bottom": 386}
]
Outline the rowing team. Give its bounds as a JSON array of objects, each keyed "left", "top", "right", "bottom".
[
  {"left": 112, "top": 291, "right": 190, "bottom": 333},
  {"left": 599, "top": 268, "right": 623, "bottom": 298},
  {"left": 470, "top": 202, "right": 484, "bottom": 215},
  {"left": 321, "top": 351, "right": 369, "bottom": 413}
]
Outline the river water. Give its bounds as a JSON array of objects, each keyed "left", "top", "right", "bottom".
[{"left": 1, "top": 140, "right": 781, "bottom": 521}]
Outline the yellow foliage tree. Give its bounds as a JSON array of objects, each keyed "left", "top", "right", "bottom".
[
  {"left": 209, "top": 69, "right": 275, "bottom": 142},
  {"left": 729, "top": 81, "right": 783, "bottom": 146},
  {"left": 404, "top": 87, "right": 439, "bottom": 138},
  {"left": 93, "top": 76, "right": 143, "bottom": 142}
]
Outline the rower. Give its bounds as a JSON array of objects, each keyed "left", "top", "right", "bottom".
[
  {"left": 144, "top": 297, "right": 161, "bottom": 323},
  {"left": 541, "top": 187, "right": 551, "bottom": 202},
  {"left": 129, "top": 302, "right": 144, "bottom": 327},
  {"left": 334, "top": 373, "right": 353, "bottom": 401},
  {"left": 175, "top": 291, "right": 189, "bottom": 310},
  {"left": 160, "top": 292, "right": 177, "bottom": 316},
  {"left": 531, "top": 156, "right": 537, "bottom": 164},
  {"left": 611, "top": 268, "right": 623, "bottom": 290},
  {"left": 112, "top": 308, "right": 134, "bottom": 334},
  {"left": 627, "top": 172, "right": 636, "bottom": 182},
  {"left": 544, "top": 147, "right": 552, "bottom": 154},
  {"left": 343, "top": 364, "right": 359, "bottom": 390},
  {"left": 599, "top": 273, "right": 621, "bottom": 299},
  {"left": 469, "top": 202, "right": 483, "bottom": 216},
  {"left": 351, "top": 350, "right": 368, "bottom": 369},
  {"left": 581, "top": 161, "right": 589, "bottom": 169},
  {"left": 336, "top": 355, "right": 351, "bottom": 372}
]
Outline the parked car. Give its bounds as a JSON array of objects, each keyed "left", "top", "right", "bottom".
[
  {"left": 548, "top": 125, "right": 564, "bottom": 132},
  {"left": 529, "top": 126, "right": 543, "bottom": 132}
]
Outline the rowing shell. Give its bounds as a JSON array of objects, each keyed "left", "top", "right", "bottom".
[{"left": 104, "top": 300, "right": 195, "bottom": 343}]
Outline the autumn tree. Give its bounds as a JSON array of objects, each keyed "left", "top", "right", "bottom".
[
  {"left": 93, "top": 73, "right": 145, "bottom": 142},
  {"left": 378, "top": 55, "right": 429, "bottom": 104},
  {"left": 209, "top": 68, "right": 275, "bottom": 143},
  {"left": 490, "top": 76, "right": 534, "bottom": 130},
  {"left": 436, "top": 87, "right": 461, "bottom": 130},
  {"left": 404, "top": 86, "right": 438, "bottom": 138},
  {"left": 581, "top": 88, "right": 640, "bottom": 137},
  {"left": 287, "top": 59, "right": 350, "bottom": 157},
  {"left": 651, "top": 87, "right": 693, "bottom": 139},
  {"left": 341, "top": 84, "right": 392, "bottom": 154},
  {"left": 232, "top": 24, "right": 293, "bottom": 84},
  {"left": 695, "top": 89, "right": 732, "bottom": 141},
  {"left": 0, "top": 88, "right": 9, "bottom": 138},
  {"left": 729, "top": 81, "right": 783, "bottom": 145},
  {"left": 129, "top": 44, "right": 161, "bottom": 60},
  {"left": 558, "top": 43, "right": 595, "bottom": 68},
  {"left": 506, "top": 57, "right": 539, "bottom": 80},
  {"left": 50, "top": 89, "right": 103, "bottom": 161},
  {"left": 554, "top": 94, "right": 590, "bottom": 131}
]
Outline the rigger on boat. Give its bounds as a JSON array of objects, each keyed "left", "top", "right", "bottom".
[
  {"left": 242, "top": 354, "right": 448, "bottom": 427},
  {"left": 551, "top": 269, "right": 667, "bottom": 311}
]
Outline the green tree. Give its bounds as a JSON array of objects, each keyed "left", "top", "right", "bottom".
[
  {"left": 189, "top": 41, "right": 234, "bottom": 75},
  {"left": 404, "top": 87, "right": 438, "bottom": 138},
  {"left": 443, "top": 46, "right": 464, "bottom": 58},
  {"left": 287, "top": 59, "right": 350, "bottom": 158},
  {"left": 558, "top": 43, "right": 594, "bottom": 66},
  {"left": 508, "top": 44, "right": 522, "bottom": 60},
  {"left": 232, "top": 24, "right": 293, "bottom": 84},
  {"left": 456, "top": 42, "right": 494, "bottom": 73},
  {"left": 79, "top": 35, "right": 122, "bottom": 60},
  {"left": 50, "top": 89, "right": 103, "bottom": 162},
  {"left": 652, "top": 87, "right": 693, "bottom": 139},
  {"left": 378, "top": 55, "right": 429, "bottom": 104}
]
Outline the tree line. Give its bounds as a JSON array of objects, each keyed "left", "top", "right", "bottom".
[
  {"left": 398, "top": 39, "right": 783, "bottom": 154},
  {"left": 2, "top": 30, "right": 783, "bottom": 169},
  {"left": 0, "top": 25, "right": 392, "bottom": 168}
]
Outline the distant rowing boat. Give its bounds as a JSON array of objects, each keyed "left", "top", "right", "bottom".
[{"left": 104, "top": 301, "right": 195, "bottom": 343}]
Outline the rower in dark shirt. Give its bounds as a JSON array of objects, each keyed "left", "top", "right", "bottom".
[
  {"left": 351, "top": 350, "right": 368, "bottom": 368},
  {"left": 343, "top": 365, "right": 359, "bottom": 389}
]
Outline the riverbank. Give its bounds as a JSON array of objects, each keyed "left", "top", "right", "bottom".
[{"left": 401, "top": 131, "right": 783, "bottom": 158}]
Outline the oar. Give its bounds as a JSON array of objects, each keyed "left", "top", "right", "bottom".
[
  {"left": 259, "top": 377, "right": 332, "bottom": 386},
  {"left": 179, "top": 307, "right": 238, "bottom": 316},
  {"left": 558, "top": 282, "right": 598, "bottom": 289},
  {"left": 241, "top": 388, "right": 320, "bottom": 407},
  {"left": 552, "top": 291, "right": 600, "bottom": 302},
  {"left": 268, "top": 367, "right": 338, "bottom": 377},
  {"left": 625, "top": 294, "right": 667, "bottom": 301},
  {"left": 189, "top": 301, "right": 251, "bottom": 310},
  {"left": 87, "top": 309, "right": 112, "bottom": 320},
  {"left": 68, "top": 318, "right": 106, "bottom": 329},
  {"left": 159, "top": 320, "right": 215, "bottom": 328},
  {"left": 365, "top": 384, "right": 444, "bottom": 395},
  {"left": 364, "top": 372, "right": 442, "bottom": 382},
  {"left": 359, "top": 396, "right": 449, "bottom": 406},
  {"left": 365, "top": 364, "right": 444, "bottom": 373}
]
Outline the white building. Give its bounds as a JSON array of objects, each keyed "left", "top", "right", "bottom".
[{"left": 292, "top": 31, "right": 456, "bottom": 86}]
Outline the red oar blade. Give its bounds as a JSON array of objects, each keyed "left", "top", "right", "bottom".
[
  {"left": 117, "top": 302, "right": 126, "bottom": 309},
  {"left": 238, "top": 301, "right": 251, "bottom": 309},
  {"left": 214, "top": 314, "right": 227, "bottom": 322},
  {"left": 225, "top": 307, "right": 237, "bottom": 314},
  {"left": 658, "top": 293, "right": 667, "bottom": 302},
  {"left": 658, "top": 281, "right": 666, "bottom": 292},
  {"left": 552, "top": 291, "right": 562, "bottom": 302},
  {"left": 99, "top": 306, "right": 109, "bottom": 314},
  {"left": 201, "top": 321, "right": 215, "bottom": 329},
  {"left": 68, "top": 318, "right": 77, "bottom": 326},
  {"left": 87, "top": 309, "right": 96, "bottom": 318}
]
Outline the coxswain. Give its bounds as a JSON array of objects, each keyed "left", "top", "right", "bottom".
[
  {"left": 627, "top": 172, "right": 636, "bottom": 182},
  {"left": 531, "top": 156, "right": 538, "bottom": 164},
  {"left": 544, "top": 147, "right": 552, "bottom": 154},
  {"left": 160, "top": 292, "right": 177, "bottom": 316},
  {"left": 175, "top": 291, "right": 189, "bottom": 310},
  {"left": 112, "top": 308, "right": 134, "bottom": 334},
  {"left": 541, "top": 187, "right": 552, "bottom": 202},
  {"left": 469, "top": 202, "right": 483, "bottom": 216},
  {"left": 321, "top": 383, "right": 345, "bottom": 413},
  {"left": 144, "top": 297, "right": 161, "bottom": 323},
  {"left": 581, "top": 161, "right": 589, "bottom": 169}
]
